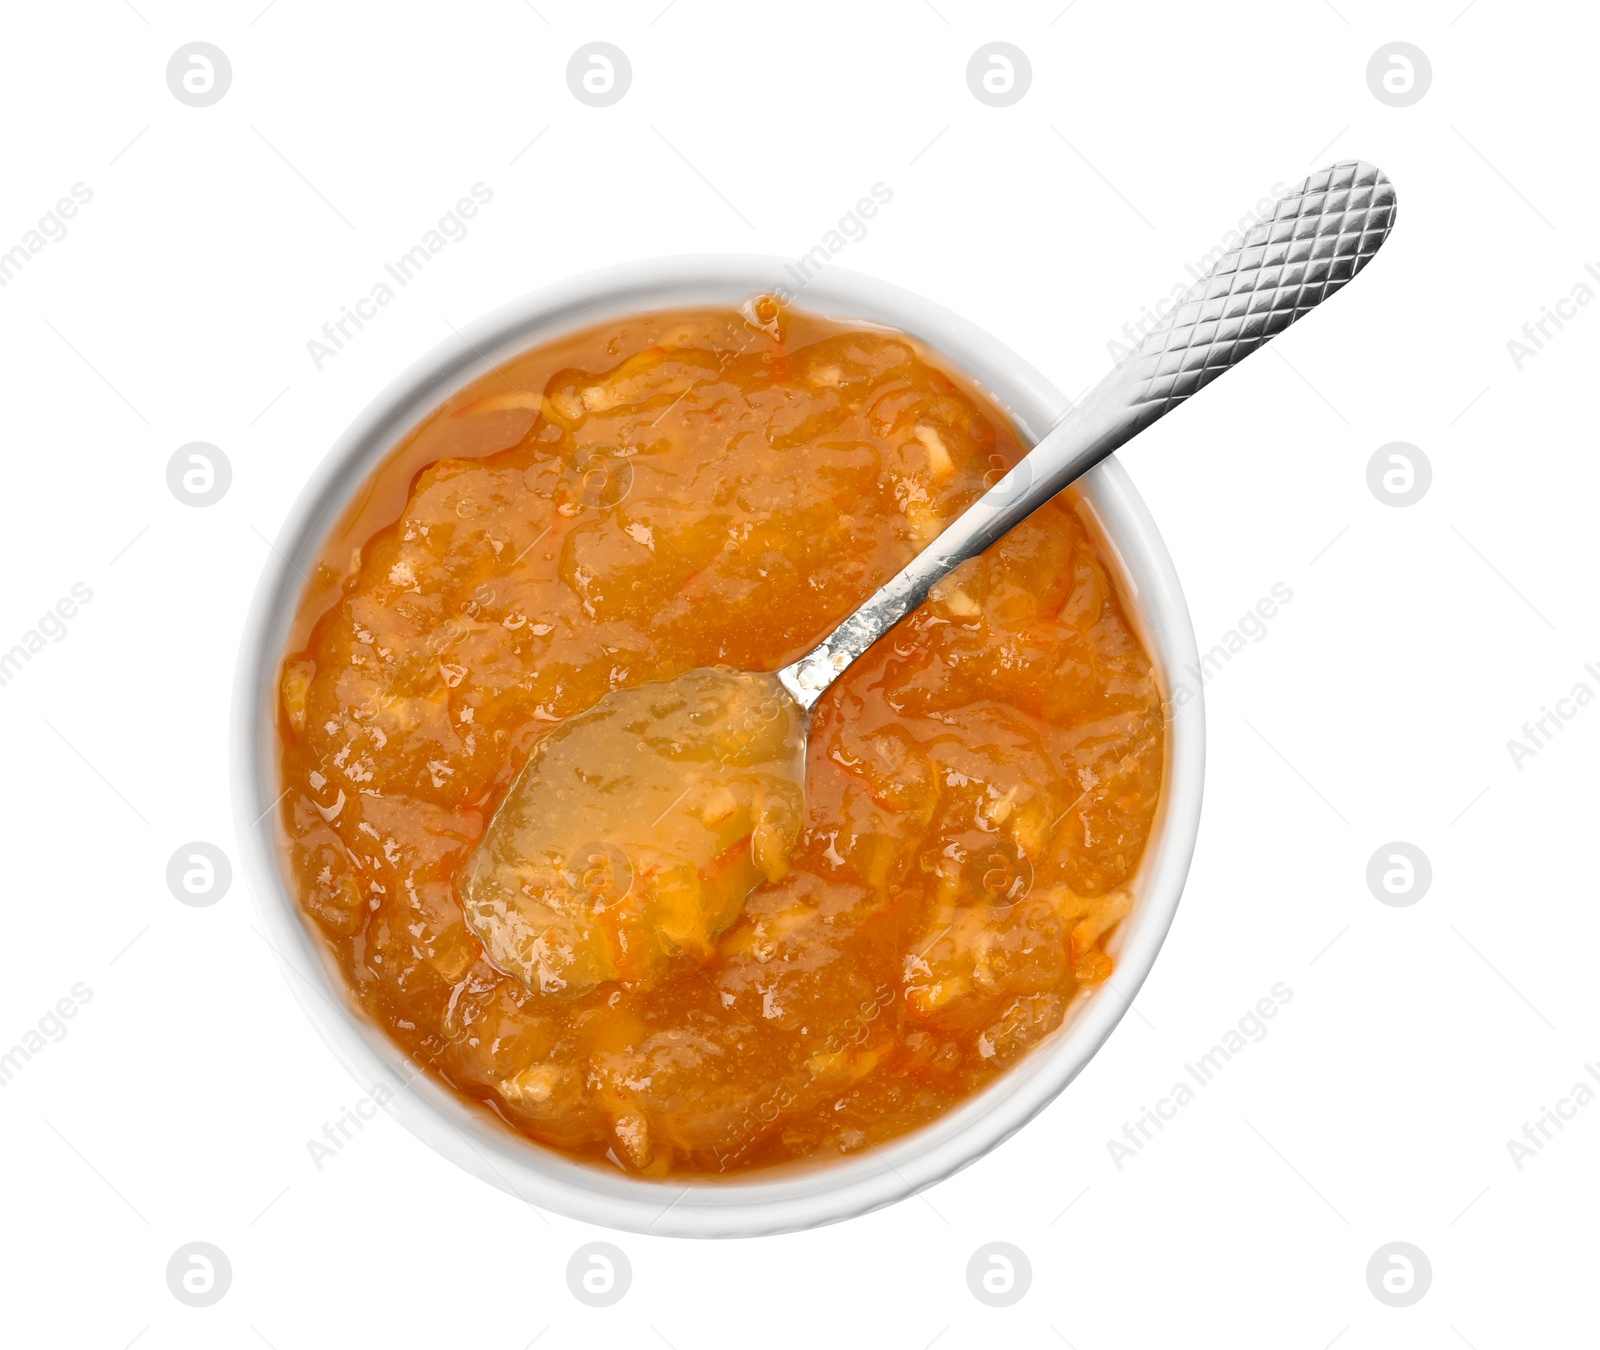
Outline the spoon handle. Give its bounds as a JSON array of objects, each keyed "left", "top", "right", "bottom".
[{"left": 777, "top": 159, "right": 1398, "bottom": 710}]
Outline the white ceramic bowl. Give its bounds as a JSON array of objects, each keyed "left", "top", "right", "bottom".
[{"left": 233, "top": 256, "right": 1204, "bottom": 1237}]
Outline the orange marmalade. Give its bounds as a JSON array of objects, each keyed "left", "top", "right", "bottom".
[{"left": 277, "top": 301, "right": 1164, "bottom": 1176}]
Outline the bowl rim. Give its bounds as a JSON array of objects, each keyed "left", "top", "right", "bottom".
[{"left": 231, "top": 254, "right": 1205, "bottom": 1238}]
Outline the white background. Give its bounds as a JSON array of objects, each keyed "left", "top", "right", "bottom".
[{"left": 1, "top": 1, "right": 1594, "bottom": 1346}]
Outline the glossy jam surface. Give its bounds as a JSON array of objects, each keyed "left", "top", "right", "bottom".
[{"left": 278, "top": 302, "right": 1165, "bottom": 1176}]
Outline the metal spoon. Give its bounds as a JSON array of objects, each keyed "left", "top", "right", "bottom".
[{"left": 462, "top": 161, "right": 1397, "bottom": 995}]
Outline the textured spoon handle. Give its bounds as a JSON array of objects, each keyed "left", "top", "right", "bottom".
[
  {"left": 1099, "top": 159, "right": 1396, "bottom": 422},
  {"left": 778, "top": 160, "right": 1397, "bottom": 709}
]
